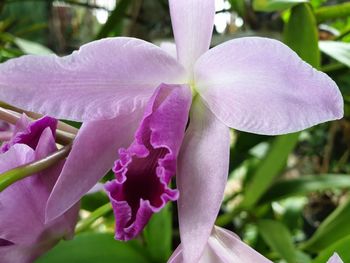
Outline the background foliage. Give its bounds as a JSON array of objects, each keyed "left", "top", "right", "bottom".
[{"left": 1, "top": 0, "right": 350, "bottom": 262}]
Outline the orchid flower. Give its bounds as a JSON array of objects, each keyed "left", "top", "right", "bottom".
[
  {"left": 169, "top": 226, "right": 272, "bottom": 263},
  {"left": 0, "top": 0, "right": 343, "bottom": 262},
  {"left": 0, "top": 115, "right": 79, "bottom": 263},
  {"left": 327, "top": 253, "right": 344, "bottom": 263}
]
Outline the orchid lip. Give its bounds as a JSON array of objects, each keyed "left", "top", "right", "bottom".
[{"left": 105, "top": 83, "right": 191, "bottom": 241}]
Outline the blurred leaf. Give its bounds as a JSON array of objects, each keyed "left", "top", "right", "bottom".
[
  {"left": 36, "top": 233, "right": 151, "bottom": 263},
  {"left": 81, "top": 191, "right": 109, "bottom": 212},
  {"left": 14, "top": 37, "right": 52, "bottom": 55},
  {"left": 96, "top": 0, "right": 132, "bottom": 39},
  {"left": 241, "top": 133, "right": 299, "bottom": 208},
  {"left": 259, "top": 174, "right": 350, "bottom": 204},
  {"left": 258, "top": 219, "right": 298, "bottom": 263},
  {"left": 315, "top": 2, "right": 350, "bottom": 23},
  {"left": 144, "top": 203, "right": 172, "bottom": 263},
  {"left": 283, "top": 3, "right": 320, "bottom": 67},
  {"left": 230, "top": 132, "right": 271, "bottom": 171},
  {"left": 319, "top": 41, "right": 350, "bottom": 68},
  {"left": 310, "top": 0, "right": 325, "bottom": 9},
  {"left": 302, "top": 197, "right": 350, "bottom": 252},
  {"left": 296, "top": 250, "right": 312, "bottom": 263},
  {"left": 253, "top": 0, "right": 308, "bottom": 12},
  {"left": 312, "top": 235, "right": 350, "bottom": 263},
  {"left": 229, "top": 0, "right": 246, "bottom": 17}
]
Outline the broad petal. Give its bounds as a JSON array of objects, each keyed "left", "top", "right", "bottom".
[
  {"left": 0, "top": 37, "right": 186, "bottom": 121},
  {"left": 46, "top": 109, "right": 144, "bottom": 221},
  {"left": 176, "top": 98, "right": 230, "bottom": 263},
  {"left": 169, "top": 0, "right": 215, "bottom": 73},
  {"left": 195, "top": 37, "right": 343, "bottom": 135}
]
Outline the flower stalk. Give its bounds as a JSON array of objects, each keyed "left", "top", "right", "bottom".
[{"left": 75, "top": 202, "right": 113, "bottom": 234}]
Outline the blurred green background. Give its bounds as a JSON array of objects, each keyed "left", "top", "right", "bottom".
[{"left": 1, "top": 0, "right": 350, "bottom": 262}]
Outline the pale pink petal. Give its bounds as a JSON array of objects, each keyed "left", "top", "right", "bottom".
[
  {"left": 169, "top": 226, "right": 272, "bottom": 263},
  {"left": 0, "top": 37, "right": 186, "bottom": 121},
  {"left": 194, "top": 37, "right": 343, "bottom": 135},
  {"left": 45, "top": 108, "right": 144, "bottom": 221},
  {"left": 176, "top": 99, "right": 230, "bottom": 263},
  {"left": 160, "top": 42, "right": 177, "bottom": 59},
  {"left": 327, "top": 253, "right": 343, "bottom": 263},
  {"left": 169, "top": 0, "right": 215, "bottom": 73}
]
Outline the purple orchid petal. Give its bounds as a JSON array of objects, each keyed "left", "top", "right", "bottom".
[
  {"left": 168, "top": 226, "right": 272, "bottom": 263},
  {"left": 0, "top": 118, "right": 79, "bottom": 262},
  {"left": 176, "top": 98, "right": 230, "bottom": 263},
  {"left": 105, "top": 83, "right": 191, "bottom": 241},
  {"left": 0, "top": 38, "right": 186, "bottom": 121},
  {"left": 169, "top": 0, "right": 215, "bottom": 73},
  {"left": 194, "top": 37, "right": 343, "bottom": 135},
  {"left": 0, "top": 121, "right": 13, "bottom": 141},
  {"left": 1, "top": 114, "right": 57, "bottom": 153},
  {"left": 46, "top": 108, "right": 145, "bottom": 222},
  {"left": 327, "top": 253, "right": 344, "bottom": 263}
]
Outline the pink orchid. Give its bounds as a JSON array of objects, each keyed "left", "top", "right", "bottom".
[
  {"left": 169, "top": 226, "right": 272, "bottom": 263},
  {"left": 0, "top": 115, "right": 79, "bottom": 263},
  {"left": 0, "top": 0, "right": 343, "bottom": 262}
]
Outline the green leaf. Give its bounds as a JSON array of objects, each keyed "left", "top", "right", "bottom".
[
  {"left": 229, "top": 132, "right": 271, "bottom": 171},
  {"left": 312, "top": 235, "right": 350, "bottom": 263},
  {"left": 144, "top": 203, "right": 172, "bottom": 262},
  {"left": 229, "top": 0, "right": 246, "bottom": 17},
  {"left": 259, "top": 174, "right": 350, "bottom": 204},
  {"left": 302, "top": 197, "right": 350, "bottom": 252},
  {"left": 96, "top": 0, "right": 132, "bottom": 39},
  {"left": 253, "top": 0, "right": 308, "bottom": 12},
  {"left": 258, "top": 220, "right": 298, "bottom": 263},
  {"left": 315, "top": 2, "right": 350, "bottom": 23},
  {"left": 319, "top": 41, "right": 350, "bottom": 68},
  {"left": 14, "top": 37, "right": 52, "bottom": 55},
  {"left": 241, "top": 133, "right": 299, "bottom": 208},
  {"left": 35, "top": 233, "right": 151, "bottom": 263},
  {"left": 283, "top": 3, "right": 320, "bottom": 68}
]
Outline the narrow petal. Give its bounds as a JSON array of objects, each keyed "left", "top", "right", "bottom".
[
  {"left": 168, "top": 226, "right": 272, "bottom": 263},
  {"left": 0, "top": 37, "right": 186, "bottom": 121},
  {"left": 169, "top": 0, "right": 215, "bottom": 73},
  {"left": 207, "top": 226, "right": 272, "bottom": 263},
  {"left": 176, "top": 98, "right": 230, "bottom": 263},
  {"left": 105, "top": 84, "right": 192, "bottom": 240},
  {"left": 194, "top": 37, "right": 343, "bottom": 135},
  {"left": 327, "top": 253, "right": 343, "bottom": 263},
  {"left": 46, "top": 109, "right": 144, "bottom": 221}
]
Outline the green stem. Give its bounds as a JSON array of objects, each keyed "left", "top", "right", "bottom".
[
  {"left": 0, "top": 144, "right": 71, "bottom": 192},
  {"left": 315, "top": 2, "right": 350, "bottom": 23},
  {"left": 75, "top": 203, "right": 113, "bottom": 234}
]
